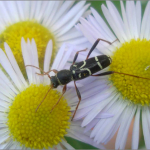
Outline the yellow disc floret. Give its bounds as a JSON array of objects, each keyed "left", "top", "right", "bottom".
[
  {"left": 109, "top": 39, "right": 150, "bottom": 105},
  {"left": 7, "top": 84, "right": 71, "bottom": 149},
  {"left": 0, "top": 21, "right": 56, "bottom": 76}
]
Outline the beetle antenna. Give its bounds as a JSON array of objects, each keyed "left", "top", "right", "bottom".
[
  {"left": 26, "top": 65, "right": 44, "bottom": 73},
  {"left": 50, "top": 85, "right": 67, "bottom": 113},
  {"left": 92, "top": 71, "right": 150, "bottom": 80},
  {"left": 113, "top": 71, "right": 150, "bottom": 80},
  {"left": 35, "top": 85, "right": 53, "bottom": 112}
]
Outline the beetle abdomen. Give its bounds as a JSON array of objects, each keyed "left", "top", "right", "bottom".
[{"left": 70, "top": 55, "right": 112, "bottom": 81}]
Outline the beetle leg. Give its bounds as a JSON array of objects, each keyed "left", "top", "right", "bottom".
[
  {"left": 86, "top": 38, "right": 118, "bottom": 59},
  {"left": 50, "top": 84, "right": 67, "bottom": 112},
  {"left": 72, "top": 48, "right": 88, "bottom": 65},
  {"left": 71, "top": 81, "right": 81, "bottom": 121}
]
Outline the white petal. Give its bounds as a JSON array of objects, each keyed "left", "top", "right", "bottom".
[
  {"left": 29, "top": 1, "right": 36, "bottom": 20},
  {"left": 43, "top": 40, "right": 53, "bottom": 85},
  {"left": 5, "top": 1, "right": 20, "bottom": 23},
  {"left": 0, "top": 106, "right": 8, "bottom": 113},
  {"left": 68, "top": 129, "right": 105, "bottom": 149},
  {"left": 120, "top": 1, "right": 132, "bottom": 40},
  {"left": 61, "top": 139, "right": 75, "bottom": 150},
  {"left": 106, "top": 1, "right": 128, "bottom": 41},
  {"left": 0, "top": 99, "right": 10, "bottom": 108},
  {"left": 78, "top": 24, "right": 112, "bottom": 55},
  {"left": 0, "top": 49, "right": 23, "bottom": 91},
  {"left": 43, "top": 39, "right": 52, "bottom": 72},
  {"left": 135, "top": 1, "right": 141, "bottom": 37},
  {"left": 0, "top": 128, "right": 9, "bottom": 135},
  {"left": 132, "top": 107, "right": 140, "bottom": 149},
  {"left": 24, "top": 1, "right": 30, "bottom": 20},
  {"left": 126, "top": 1, "right": 138, "bottom": 39},
  {"left": 51, "top": 43, "right": 66, "bottom": 70},
  {"left": 36, "top": 1, "right": 49, "bottom": 23},
  {"left": 21, "top": 38, "right": 33, "bottom": 84},
  {"left": 103, "top": 115, "right": 121, "bottom": 144},
  {"left": 82, "top": 9, "right": 91, "bottom": 18},
  {"left": 3, "top": 140, "right": 13, "bottom": 149},
  {"left": 45, "top": 2, "right": 61, "bottom": 27},
  {"left": 140, "top": 1, "right": 150, "bottom": 39},
  {"left": 4, "top": 43, "right": 28, "bottom": 88},
  {"left": 0, "top": 123, "right": 7, "bottom": 128},
  {"left": 115, "top": 106, "right": 131, "bottom": 149},
  {"left": 52, "top": 1, "right": 86, "bottom": 32},
  {"left": 87, "top": 15, "right": 113, "bottom": 43},
  {"left": 34, "top": 1, "right": 42, "bottom": 22},
  {"left": 142, "top": 107, "right": 150, "bottom": 149},
  {"left": 71, "top": 88, "right": 113, "bottom": 110},
  {"left": 0, "top": 69, "right": 19, "bottom": 95},
  {"left": 50, "top": 1, "right": 74, "bottom": 26},
  {"left": 57, "top": 27, "right": 83, "bottom": 42},
  {"left": 0, "top": 2, "right": 12, "bottom": 24},
  {"left": 0, "top": 83, "right": 14, "bottom": 99},
  {"left": 57, "top": 46, "right": 73, "bottom": 70},
  {"left": 72, "top": 104, "right": 95, "bottom": 120},
  {"left": 59, "top": 37, "right": 88, "bottom": 46},
  {"left": 81, "top": 17, "right": 116, "bottom": 51},
  {"left": 84, "top": 119, "right": 99, "bottom": 133},
  {"left": 31, "top": 39, "right": 41, "bottom": 85},
  {"left": 66, "top": 82, "right": 83, "bottom": 88},
  {"left": 96, "top": 112, "right": 113, "bottom": 119},
  {"left": 0, "top": 133, "right": 9, "bottom": 144},
  {"left": 56, "top": 4, "right": 90, "bottom": 37},
  {"left": 42, "top": 1, "right": 56, "bottom": 25},
  {"left": 92, "top": 99, "right": 126, "bottom": 141},
  {"left": 119, "top": 106, "right": 136, "bottom": 149},
  {"left": 91, "top": 7, "right": 116, "bottom": 41},
  {"left": 16, "top": 1, "right": 25, "bottom": 21},
  {"left": 82, "top": 94, "right": 114, "bottom": 127},
  {"left": 101, "top": 4, "right": 124, "bottom": 43}
]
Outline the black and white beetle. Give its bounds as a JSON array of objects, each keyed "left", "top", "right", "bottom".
[{"left": 27, "top": 38, "right": 150, "bottom": 120}]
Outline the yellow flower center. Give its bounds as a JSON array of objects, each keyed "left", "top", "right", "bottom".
[
  {"left": 109, "top": 39, "right": 150, "bottom": 106},
  {"left": 7, "top": 84, "right": 71, "bottom": 149},
  {"left": 0, "top": 21, "right": 56, "bottom": 76}
]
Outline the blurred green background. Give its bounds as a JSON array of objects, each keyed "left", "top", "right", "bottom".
[{"left": 66, "top": 1, "right": 148, "bottom": 149}]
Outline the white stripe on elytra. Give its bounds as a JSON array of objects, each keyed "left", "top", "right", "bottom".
[
  {"left": 79, "top": 61, "right": 86, "bottom": 69},
  {"left": 106, "top": 55, "right": 112, "bottom": 63},
  {"left": 80, "top": 68, "right": 91, "bottom": 75},
  {"left": 95, "top": 56, "right": 103, "bottom": 69},
  {"left": 79, "top": 73, "right": 81, "bottom": 78},
  {"left": 56, "top": 74, "right": 62, "bottom": 85}
]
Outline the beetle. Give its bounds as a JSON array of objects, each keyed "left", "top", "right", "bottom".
[{"left": 27, "top": 38, "right": 150, "bottom": 120}]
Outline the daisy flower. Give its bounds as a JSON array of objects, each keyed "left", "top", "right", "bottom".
[
  {"left": 0, "top": 1, "right": 90, "bottom": 76},
  {"left": 76, "top": 1, "right": 150, "bottom": 149},
  {"left": 0, "top": 37, "right": 106, "bottom": 149}
]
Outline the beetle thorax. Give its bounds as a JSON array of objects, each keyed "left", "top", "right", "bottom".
[{"left": 51, "top": 70, "right": 73, "bottom": 88}]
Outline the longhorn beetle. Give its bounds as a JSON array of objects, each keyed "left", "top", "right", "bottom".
[{"left": 27, "top": 38, "right": 150, "bottom": 121}]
